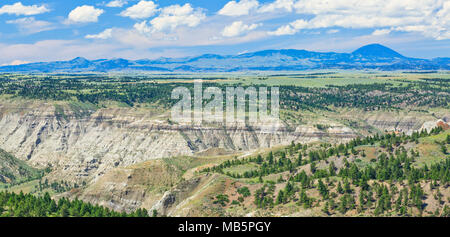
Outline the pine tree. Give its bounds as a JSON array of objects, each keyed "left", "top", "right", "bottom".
[
  {"left": 297, "top": 153, "right": 302, "bottom": 166},
  {"left": 318, "top": 180, "right": 329, "bottom": 199},
  {"left": 59, "top": 204, "right": 69, "bottom": 217},
  {"left": 359, "top": 189, "right": 365, "bottom": 209},
  {"left": 337, "top": 182, "right": 344, "bottom": 194},
  {"left": 256, "top": 154, "right": 263, "bottom": 164},
  {"left": 441, "top": 145, "right": 448, "bottom": 155},
  {"left": 322, "top": 201, "right": 329, "bottom": 214},
  {"left": 343, "top": 179, "right": 352, "bottom": 193},
  {"left": 329, "top": 162, "right": 336, "bottom": 176},
  {"left": 276, "top": 190, "right": 284, "bottom": 205},
  {"left": 310, "top": 162, "right": 316, "bottom": 174}
]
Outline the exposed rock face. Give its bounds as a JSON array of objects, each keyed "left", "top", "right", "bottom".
[
  {"left": 2, "top": 100, "right": 448, "bottom": 214},
  {"left": 150, "top": 177, "right": 202, "bottom": 216},
  {"left": 1, "top": 100, "right": 448, "bottom": 187},
  {"left": 340, "top": 110, "right": 448, "bottom": 135},
  {"left": 0, "top": 100, "right": 358, "bottom": 184},
  {"left": 67, "top": 159, "right": 183, "bottom": 213}
]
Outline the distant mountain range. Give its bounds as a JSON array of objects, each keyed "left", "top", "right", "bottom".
[{"left": 1, "top": 44, "right": 449, "bottom": 72}]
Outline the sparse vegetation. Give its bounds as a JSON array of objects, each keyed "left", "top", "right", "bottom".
[{"left": 203, "top": 127, "right": 450, "bottom": 216}]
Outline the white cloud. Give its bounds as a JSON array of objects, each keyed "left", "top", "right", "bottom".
[
  {"left": 258, "top": 0, "right": 294, "bottom": 13},
  {"left": 6, "top": 17, "right": 54, "bottom": 34},
  {"left": 115, "top": 21, "right": 269, "bottom": 49},
  {"left": 327, "top": 29, "right": 340, "bottom": 34},
  {"left": 68, "top": 5, "right": 104, "bottom": 23},
  {"left": 135, "top": 4, "right": 205, "bottom": 34},
  {"left": 0, "top": 2, "right": 50, "bottom": 16},
  {"left": 106, "top": 0, "right": 128, "bottom": 8},
  {"left": 302, "top": 0, "right": 448, "bottom": 40},
  {"left": 133, "top": 21, "right": 152, "bottom": 35},
  {"left": 293, "top": 0, "right": 436, "bottom": 16},
  {"left": 86, "top": 28, "right": 113, "bottom": 39},
  {"left": 264, "top": 0, "right": 450, "bottom": 40},
  {"left": 268, "top": 24, "right": 296, "bottom": 36},
  {"left": 218, "top": 0, "right": 259, "bottom": 16},
  {"left": 290, "top": 19, "right": 309, "bottom": 29},
  {"left": 120, "top": 1, "right": 158, "bottom": 19},
  {"left": 268, "top": 19, "right": 307, "bottom": 35},
  {"left": 372, "top": 29, "right": 391, "bottom": 36},
  {"left": 222, "top": 21, "right": 260, "bottom": 37}
]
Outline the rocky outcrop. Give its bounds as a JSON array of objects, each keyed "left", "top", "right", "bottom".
[
  {"left": 150, "top": 177, "right": 202, "bottom": 216},
  {"left": 0, "top": 100, "right": 358, "bottom": 184},
  {"left": 1, "top": 100, "right": 447, "bottom": 186},
  {"left": 1, "top": 100, "right": 445, "bottom": 214},
  {"left": 346, "top": 110, "right": 449, "bottom": 135},
  {"left": 68, "top": 159, "right": 183, "bottom": 213}
]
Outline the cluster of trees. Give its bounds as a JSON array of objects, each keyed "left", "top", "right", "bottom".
[
  {"left": 275, "top": 182, "right": 297, "bottom": 205},
  {"left": 204, "top": 127, "right": 446, "bottom": 180},
  {"left": 213, "top": 194, "right": 230, "bottom": 207},
  {"left": 214, "top": 186, "right": 252, "bottom": 207},
  {"left": 338, "top": 151, "right": 450, "bottom": 184},
  {"left": 0, "top": 75, "right": 179, "bottom": 107},
  {"left": 281, "top": 79, "right": 449, "bottom": 111},
  {"left": 254, "top": 176, "right": 449, "bottom": 216},
  {"left": 319, "top": 179, "right": 438, "bottom": 216},
  {"left": 254, "top": 183, "right": 276, "bottom": 208},
  {"left": 0, "top": 191, "right": 151, "bottom": 217},
  {"left": 1, "top": 75, "right": 448, "bottom": 111},
  {"left": 205, "top": 127, "right": 449, "bottom": 216},
  {"left": 37, "top": 179, "right": 79, "bottom": 194}
]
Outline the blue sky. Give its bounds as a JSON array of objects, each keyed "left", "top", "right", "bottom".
[{"left": 0, "top": 0, "right": 449, "bottom": 65}]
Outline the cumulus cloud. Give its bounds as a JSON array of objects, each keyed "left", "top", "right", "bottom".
[
  {"left": 372, "top": 29, "right": 391, "bottom": 36},
  {"left": 133, "top": 21, "right": 152, "bottom": 35},
  {"left": 393, "top": 1, "right": 450, "bottom": 40},
  {"left": 106, "top": 0, "right": 128, "bottom": 8},
  {"left": 222, "top": 21, "right": 260, "bottom": 37},
  {"left": 68, "top": 5, "right": 104, "bottom": 23},
  {"left": 152, "top": 4, "right": 205, "bottom": 31},
  {"left": 295, "top": 0, "right": 450, "bottom": 39},
  {"left": 268, "top": 25, "right": 296, "bottom": 36},
  {"left": 0, "top": 2, "right": 50, "bottom": 16},
  {"left": 134, "top": 4, "right": 205, "bottom": 34},
  {"left": 327, "top": 29, "right": 340, "bottom": 34},
  {"left": 120, "top": 1, "right": 158, "bottom": 19},
  {"left": 258, "top": 0, "right": 294, "bottom": 13},
  {"left": 264, "top": 0, "right": 450, "bottom": 40},
  {"left": 218, "top": 0, "right": 259, "bottom": 16},
  {"left": 6, "top": 17, "right": 54, "bottom": 34},
  {"left": 268, "top": 19, "right": 307, "bottom": 35},
  {"left": 86, "top": 28, "right": 113, "bottom": 39}
]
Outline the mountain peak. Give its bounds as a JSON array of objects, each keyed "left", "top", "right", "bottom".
[
  {"left": 70, "top": 57, "right": 90, "bottom": 63},
  {"left": 352, "top": 44, "right": 405, "bottom": 58}
]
